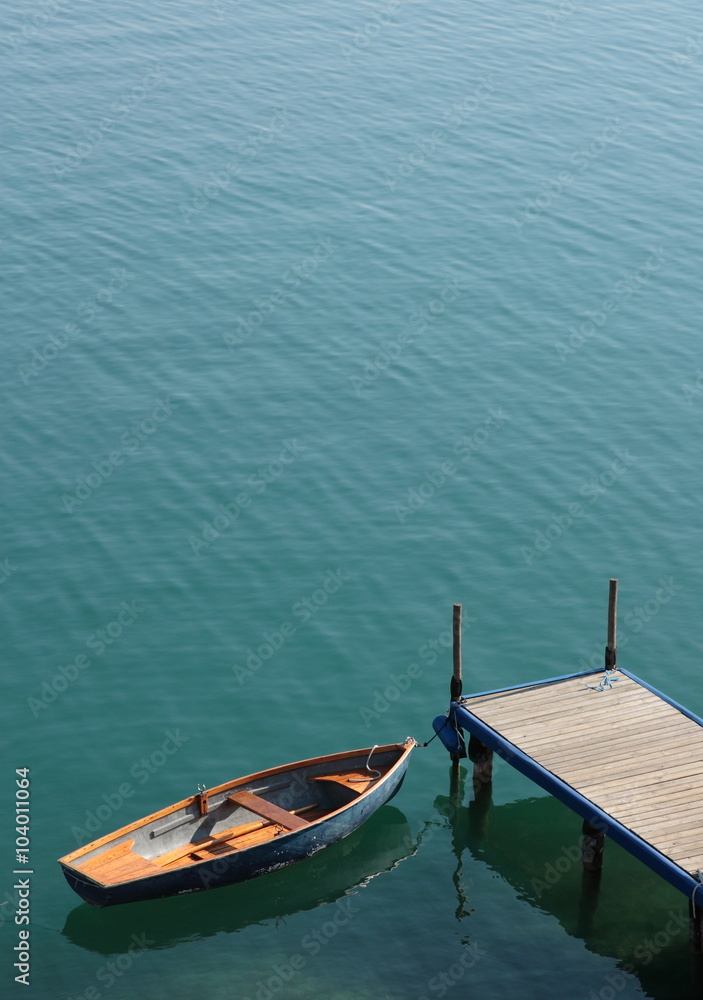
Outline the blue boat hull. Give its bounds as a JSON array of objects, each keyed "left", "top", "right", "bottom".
[{"left": 59, "top": 742, "right": 414, "bottom": 907}]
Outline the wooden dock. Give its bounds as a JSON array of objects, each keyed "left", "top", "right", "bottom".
[
  {"left": 440, "top": 584, "right": 703, "bottom": 950},
  {"left": 455, "top": 669, "right": 703, "bottom": 894}
]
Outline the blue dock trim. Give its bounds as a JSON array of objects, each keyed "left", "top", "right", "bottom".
[{"left": 452, "top": 668, "right": 703, "bottom": 902}]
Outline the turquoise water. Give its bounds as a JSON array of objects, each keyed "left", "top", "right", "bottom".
[{"left": 3, "top": 0, "right": 703, "bottom": 996}]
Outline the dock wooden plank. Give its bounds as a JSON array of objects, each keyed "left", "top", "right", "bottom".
[
  {"left": 518, "top": 727, "right": 695, "bottom": 764},
  {"left": 534, "top": 739, "right": 697, "bottom": 775},
  {"left": 472, "top": 683, "right": 650, "bottom": 716},
  {"left": 496, "top": 714, "right": 692, "bottom": 749},
  {"left": 551, "top": 748, "right": 703, "bottom": 785},
  {"left": 506, "top": 705, "right": 695, "bottom": 743},
  {"left": 467, "top": 677, "right": 649, "bottom": 712},
  {"left": 571, "top": 761, "right": 703, "bottom": 796},
  {"left": 617, "top": 787, "right": 703, "bottom": 817},
  {"left": 535, "top": 722, "right": 698, "bottom": 756}
]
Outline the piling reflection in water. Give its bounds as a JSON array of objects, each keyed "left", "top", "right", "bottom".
[{"left": 432, "top": 770, "right": 701, "bottom": 998}]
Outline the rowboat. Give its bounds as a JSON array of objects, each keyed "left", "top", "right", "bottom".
[
  {"left": 62, "top": 807, "right": 415, "bottom": 949},
  {"left": 58, "top": 739, "right": 417, "bottom": 907}
]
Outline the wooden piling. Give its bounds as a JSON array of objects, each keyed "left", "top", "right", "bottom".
[
  {"left": 468, "top": 734, "right": 493, "bottom": 787},
  {"left": 451, "top": 602, "right": 493, "bottom": 782},
  {"left": 450, "top": 604, "right": 462, "bottom": 768},
  {"left": 451, "top": 603, "right": 462, "bottom": 702},
  {"left": 579, "top": 582, "right": 618, "bottom": 871},
  {"left": 605, "top": 578, "right": 618, "bottom": 670},
  {"left": 581, "top": 818, "right": 604, "bottom": 872}
]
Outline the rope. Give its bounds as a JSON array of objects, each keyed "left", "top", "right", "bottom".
[
  {"left": 585, "top": 669, "right": 619, "bottom": 692},
  {"left": 419, "top": 714, "right": 467, "bottom": 753},
  {"left": 349, "top": 745, "right": 382, "bottom": 781},
  {"left": 419, "top": 714, "right": 451, "bottom": 747}
]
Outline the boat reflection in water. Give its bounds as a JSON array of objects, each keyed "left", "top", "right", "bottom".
[
  {"left": 62, "top": 806, "right": 413, "bottom": 955},
  {"left": 433, "top": 767, "right": 699, "bottom": 998}
]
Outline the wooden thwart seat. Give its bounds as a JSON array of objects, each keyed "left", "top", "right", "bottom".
[{"left": 228, "top": 790, "right": 310, "bottom": 830}]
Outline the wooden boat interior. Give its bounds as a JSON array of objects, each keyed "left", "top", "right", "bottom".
[{"left": 60, "top": 747, "right": 403, "bottom": 888}]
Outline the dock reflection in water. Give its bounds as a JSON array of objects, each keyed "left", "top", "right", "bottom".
[
  {"left": 62, "top": 806, "right": 413, "bottom": 955},
  {"left": 433, "top": 768, "right": 703, "bottom": 999}
]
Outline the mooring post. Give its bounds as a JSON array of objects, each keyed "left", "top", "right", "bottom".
[
  {"left": 605, "top": 578, "right": 618, "bottom": 671},
  {"left": 451, "top": 603, "right": 493, "bottom": 785},
  {"left": 468, "top": 737, "right": 493, "bottom": 786},
  {"left": 451, "top": 603, "right": 462, "bottom": 702},
  {"left": 450, "top": 604, "right": 463, "bottom": 769},
  {"left": 581, "top": 580, "right": 618, "bottom": 872}
]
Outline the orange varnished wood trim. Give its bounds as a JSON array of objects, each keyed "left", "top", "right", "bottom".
[
  {"left": 76, "top": 838, "right": 135, "bottom": 871},
  {"left": 311, "top": 769, "right": 385, "bottom": 791}
]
